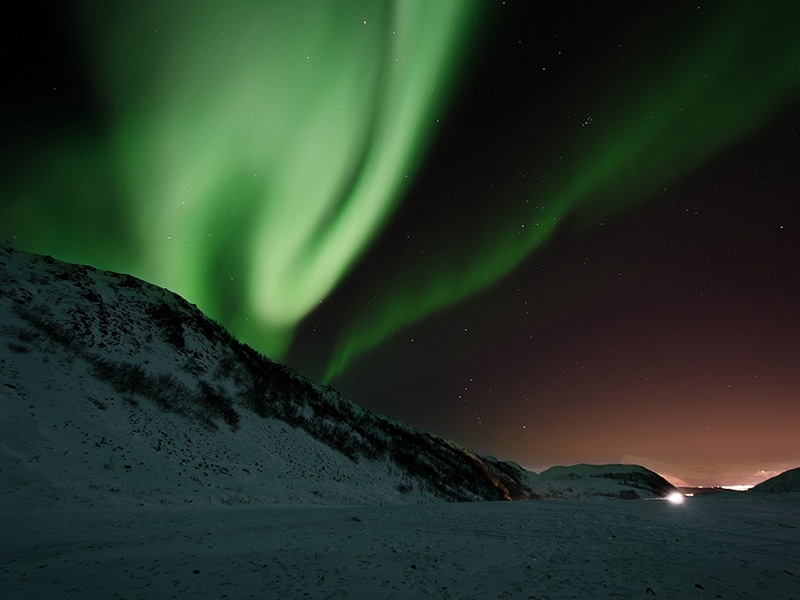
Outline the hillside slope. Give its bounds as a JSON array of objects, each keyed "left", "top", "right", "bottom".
[
  {"left": 751, "top": 467, "right": 800, "bottom": 494},
  {"left": 1, "top": 241, "right": 674, "bottom": 507},
  {"left": 524, "top": 464, "right": 676, "bottom": 500},
  {"left": 0, "top": 241, "right": 534, "bottom": 507}
]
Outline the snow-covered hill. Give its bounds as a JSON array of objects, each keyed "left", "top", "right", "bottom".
[
  {"left": 524, "top": 464, "right": 676, "bottom": 500},
  {"left": 751, "top": 466, "right": 800, "bottom": 493},
  {"left": 1, "top": 241, "right": 674, "bottom": 508}
]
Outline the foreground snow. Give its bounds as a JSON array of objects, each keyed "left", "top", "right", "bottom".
[{"left": 2, "top": 493, "right": 798, "bottom": 599}]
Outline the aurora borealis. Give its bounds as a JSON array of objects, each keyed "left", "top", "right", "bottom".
[
  {"left": 322, "top": 1, "right": 800, "bottom": 381},
  {"left": 3, "top": 1, "right": 800, "bottom": 487},
  {"left": 4, "top": 0, "right": 482, "bottom": 356}
]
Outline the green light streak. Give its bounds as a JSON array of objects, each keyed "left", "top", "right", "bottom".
[
  {"left": 1, "top": 0, "right": 480, "bottom": 357},
  {"left": 324, "top": 3, "right": 800, "bottom": 381},
  {"left": 105, "top": 0, "right": 482, "bottom": 356}
]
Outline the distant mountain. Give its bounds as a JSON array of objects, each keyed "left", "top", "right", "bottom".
[
  {"left": 522, "top": 464, "right": 676, "bottom": 500},
  {"left": 750, "top": 467, "right": 800, "bottom": 493},
  {"left": 0, "top": 241, "right": 674, "bottom": 507}
]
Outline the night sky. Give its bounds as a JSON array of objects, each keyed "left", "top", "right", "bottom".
[{"left": 2, "top": 1, "right": 799, "bottom": 487}]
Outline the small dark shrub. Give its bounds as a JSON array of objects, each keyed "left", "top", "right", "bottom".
[
  {"left": 197, "top": 380, "right": 240, "bottom": 431},
  {"left": 148, "top": 302, "right": 185, "bottom": 349},
  {"left": 89, "top": 396, "right": 108, "bottom": 410}
]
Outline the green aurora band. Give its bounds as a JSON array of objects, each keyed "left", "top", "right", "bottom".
[
  {"left": 1, "top": 0, "right": 481, "bottom": 356},
  {"left": 2, "top": 3, "right": 800, "bottom": 383},
  {"left": 322, "top": 3, "right": 800, "bottom": 382}
]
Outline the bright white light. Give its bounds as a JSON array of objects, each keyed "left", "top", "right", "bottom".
[{"left": 667, "top": 492, "right": 685, "bottom": 505}]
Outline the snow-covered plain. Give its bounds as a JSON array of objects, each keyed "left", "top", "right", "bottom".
[{"left": 3, "top": 493, "right": 799, "bottom": 599}]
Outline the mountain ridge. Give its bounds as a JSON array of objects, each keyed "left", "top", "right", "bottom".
[
  {"left": 0, "top": 240, "right": 674, "bottom": 506},
  {"left": 750, "top": 467, "right": 800, "bottom": 494}
]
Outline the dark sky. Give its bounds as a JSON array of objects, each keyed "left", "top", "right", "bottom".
[{"left": 2, "top": 1, "right": 799, "bottom": 487}]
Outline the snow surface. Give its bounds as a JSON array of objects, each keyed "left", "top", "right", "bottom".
[
  {"left": 2, "top": 494, "right": 799, "bottom": 599},
  {"left": 3, "top": 241, "right": 799, "bottom": 598}
]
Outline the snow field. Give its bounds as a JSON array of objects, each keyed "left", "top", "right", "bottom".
[{"left": 2, "top": 493, "right": 799, "bottom": 599}]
